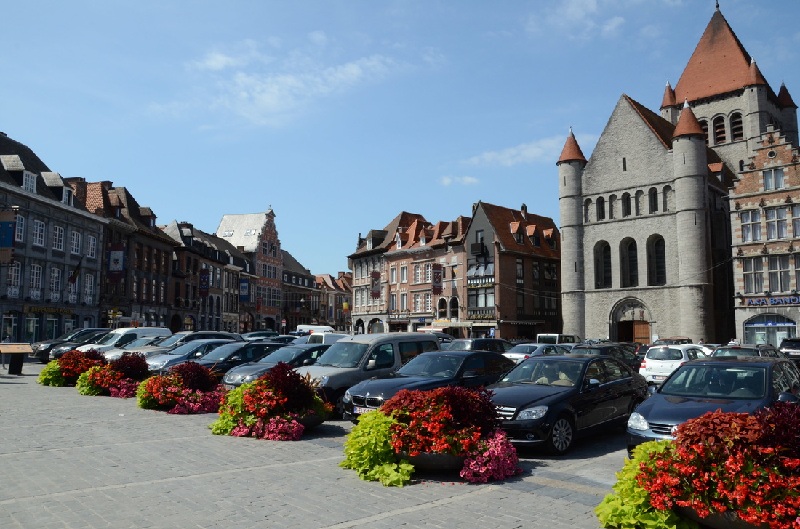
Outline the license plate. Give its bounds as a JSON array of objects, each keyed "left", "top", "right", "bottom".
[
  {"left": 224, "top": 384, "right": 236, "bottom": 391},
  {"left": 353, "top": 406, "right": 374, "bottom": 415},
  {"left": 652, "top": 375, "right": 666, "bottom": 380}
]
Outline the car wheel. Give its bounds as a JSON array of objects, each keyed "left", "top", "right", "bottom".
[
  {"left": 333, "top": 390, "right": 346, "bottom": 419},
  {"left": 546, "top": 415, "right": 574, "bottom": 455},
  {"left": 620, "top": 399, "right": 641, "bottom": 428}
]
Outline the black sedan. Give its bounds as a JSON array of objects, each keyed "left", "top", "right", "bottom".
[
  {"left": 342, "top": 350, "right": 515, "bottom": 422},
  {"left": 222, "top": 343, "right": 330, "bottom": 389},
  {"left": 627, "top": 356, "right": 800, "bottom": 454},
  {"left": 490, "top": 354, "right": 648, "bottom": 455},
  {"left": 192, "top": 340, "right": 287, "bottom": 379}
]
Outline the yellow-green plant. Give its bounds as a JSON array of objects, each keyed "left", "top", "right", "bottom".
[{"left": 340, "top": 410, "right": 414, "bottom": 487}]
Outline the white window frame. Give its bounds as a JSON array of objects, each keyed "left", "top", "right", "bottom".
[
  {"left": 764, "top": 168, "right": 785, "bottom": 191},
  {"left": 49, "top": 267, "right": 62, "bottom": 299},
  {"left": 740, "top": 210, "right": 762, "bottom": 243},
  {"left": 87, "top": 235, "right": 97, "bottom": 258},
  {"left": 22, "top": 171, "right": 36, "bottom": 193},
  {"left": 743, "top": 257, "right": 763, "bottom": 294},
  {"left": 769, "top": 255, "right": 791, "bottom": 293},
  {"left": 766, "top": 207, "right": 788, "bottom": 240},
  {"left": 30, "top": 264, "right": 42, "bottom": 290},
  {"left": 7, "top": 262, "right": 20, "bottom": 287},
  {"left": 52, "top": 225, "right": 64, "bottom": 251},
  {"left": 33, "top": 220, "right": 45, "bottom": 247},
  {"left": 14, "top": 215, "right": 24, "bottom": 242},
  {"left": 70, "top": 231, "right": 82, "bottom": 255}
]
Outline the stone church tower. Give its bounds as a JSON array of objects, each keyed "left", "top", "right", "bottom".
[{"left": 554, "top": 5, "right": 800, "bottom": 344}]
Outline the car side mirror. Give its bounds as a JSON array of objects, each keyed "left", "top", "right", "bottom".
[
  {"left": 302, "top": 358, "right": 314, "bottom": 365},
  {"left": 777, "top": 391, "right": 800, "bottom": 403},
  {"left": 367, "top": 359, "right": 376, "bottom": 370},
  {"left": 463, "top": 370, "right": 479, "bottom": 378}
]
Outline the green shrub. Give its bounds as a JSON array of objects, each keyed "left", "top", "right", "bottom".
[
  {"left": 37, "top": 360, "right": 66, "bottom": 387},
  {"left": 76, "top": 367, "right": 105, "bottom": 396},
  {"left": 595, "top": 441, "right": 698, "bottom": 529},
  {"left": 340, "top": 410, "right": 414, "bottom": 487}
]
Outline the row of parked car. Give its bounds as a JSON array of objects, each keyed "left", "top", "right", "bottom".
[{"left": 32, "top": 328, "right": 800, "bottom": 458}]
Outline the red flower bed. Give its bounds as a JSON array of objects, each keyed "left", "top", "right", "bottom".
[{"left": 58, "top": 350, "right": 106, "bottom": 383}]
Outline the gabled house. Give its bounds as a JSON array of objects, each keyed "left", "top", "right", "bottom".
[
  {"left": 0, "top": 132, "right": 106, "bottom": 342},
  {"left": 68, "top": 179, "right": 178, "bottom": 329},
  {"left": 216, "top": 210, "right": 282, "bottom": 331},
  {"left": 464, "top": 201, "right": 560, "bottom": 340}
]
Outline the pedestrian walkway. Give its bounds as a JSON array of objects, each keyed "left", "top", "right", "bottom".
[{"left": 0, "top": 362, "right": 622, "bottom": 528}]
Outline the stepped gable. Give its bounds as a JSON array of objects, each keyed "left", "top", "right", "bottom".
[{"left": 673, "top": 8, "right": 771, "bottom": 103}]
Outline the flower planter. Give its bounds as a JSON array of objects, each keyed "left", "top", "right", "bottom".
[
  {"left": 297, "top": 413, "right": 325, "bottom": 431},
  {"left": 403, "top": 452, "right": 465, "bottom": 471},
  {"left": 674, "top": 507, "right": 768, "bottom": 529}
]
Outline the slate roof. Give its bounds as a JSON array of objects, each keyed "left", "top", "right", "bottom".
[
  {"left": 281, "top": 249, "right": 310, "bottom": 276},
  {"left": 0, "top": 132, "right": 61, "bottom": 200},
  {"left": 216, "top": 211, "right": 274, "bottom": 253}
]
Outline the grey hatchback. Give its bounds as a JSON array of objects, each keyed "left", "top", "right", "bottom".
[{"left": 627, "top": 356, "right": 800, "bottom": 454}]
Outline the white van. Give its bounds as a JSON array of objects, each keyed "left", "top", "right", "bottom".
[
  {"left": 306, "top": 333, "right": 348, "bottom": 345},
  {"left": 536, "top": 333, "right": 581, "bottom": 345},
  {"left": 296, "top": 325, "right": 336, "bottom": 335},
  {"left": 76, "top": 327, "right": 172, "bottom": 354},
  {"left": 296, "top": 332, "right": 439, "bottom": 415}
]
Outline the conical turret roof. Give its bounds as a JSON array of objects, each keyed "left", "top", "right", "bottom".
[
  {"left": 660, "top": 82, "right": 676, "bottom": 109},
  {"left": 557, "top": 129, "right": 586, "bottom": 164},
  {"left": 778, "top": 83, "right": 798, "bottom": 109},
  {"left": 673, "top": 102, "right": 704, "bottom": 138}
]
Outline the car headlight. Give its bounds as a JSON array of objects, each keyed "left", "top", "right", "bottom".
[
  {"left": 242, "top": 374, "right": 258, "bottom": 383},
  {"left": 149, "top": 360, "right": 167, "bottom": 370},
  {"left": 627, "top": 412, "right": 649, "bottom": 431},
  {"left": 318, "top": 375, "right": 329, "bottom": 387},
  {"left": 516, "top": 406, "right": 547, "bottom": 421},
  {"left": 343, "top": 390, "right": 352, "bottom": 404}
]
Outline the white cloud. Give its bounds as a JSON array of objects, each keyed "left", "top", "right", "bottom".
[
  {"left": 524, "top": 0, "right": 632, "bottom": 41},
  {"left": 308, "top": 31, "right": 328, "bottom": 47},
  {"left": 465, "top": 136, "right": 567, "bottom": 167},
  {"left": 440, "top": 175, "right": 479, "bottom": 186},
  {"left": 189, "top": 40, "right": 269, "bottom": 72},
  {"left": 213, "top": 54, "right": 397, "bottom": 125}
]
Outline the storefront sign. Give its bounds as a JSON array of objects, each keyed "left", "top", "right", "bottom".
[{"left": 747, "top": 296, "right": 800, "bottom": 306}]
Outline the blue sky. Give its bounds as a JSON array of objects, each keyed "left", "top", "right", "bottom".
[{"left": 2, "top": 1, "right": 799, "bottom": 274}]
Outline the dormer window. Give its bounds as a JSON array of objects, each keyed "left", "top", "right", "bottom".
[
  {"left": 420, "top": 235, "right": 426, "bottom": 246},
  {"left": 23, "top": 171, "right": 36, "bottom": 193},
  {"left": 62, "top": 188, "right": 73, "bottom": 206},
  {"left": 395, "top": 233, "right": 402, "bottom": 250}
]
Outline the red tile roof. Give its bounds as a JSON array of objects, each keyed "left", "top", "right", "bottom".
[
  {"left": 557, "top": 129, "right": 586, "bottom": 164},
  {"left": 661, "top": 82, "right": 676, "bottom": 109},
  {"left": 673, "top": 104, "right": 704, "bottom": 138},
  {"left": 673, "top": 9, "right": 767, "bottom": 103},
  {"left": 478, "top": 201, "right": 560, "bottom": 260}
]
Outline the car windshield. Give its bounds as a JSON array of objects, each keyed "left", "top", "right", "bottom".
[
  {"left": 167, "top": 341, "right": 213, "bottom": 356},
  {"left": 396, "top": 354, "right": 463, "bottom": 378},
  {"left": 660, "top": 365, "right": 767, "bottom": 398},
  {"left": 646, "top": 347, "right": 683, "bottom": 361},
  {"left": 714, "top": 347, "right": 758, "bottom": 357},
  {"left": 259, "top": 346, "right": 301, "bottom": 364},
  {"left": 508, "top": 344, "right": 539, "bottom": 354},
  {"left": 502, "top": 358, "right": 582, "bottom": 387},
  {"left": 314, "top": 342, "right": 368, "bottom": 368},
  {"left": 123, "top": 337, "right": 159, "bottom": 348},
  {"left": 154, "top": 334, "right": 185, "bottom": 348},
  {"left": 571, "top": 347, "right": 604, "bottom": 355},
  {"left": 448, "top": 340, "right": 472, "bottom": 350},
  {"left": 200, "top": 342, "right": 243, "bottom": 361},
  {"left": 97, "top": 332, "right": 131, "bottom": 346}
]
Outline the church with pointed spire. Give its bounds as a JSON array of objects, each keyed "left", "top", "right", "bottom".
[{"left": 557, "top": 4, "right": 798, "bottom": 344}]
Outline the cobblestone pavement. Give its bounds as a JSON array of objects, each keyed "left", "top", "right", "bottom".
[{"left": 1, "top": 362, "right": 625, "bottom": 528}]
